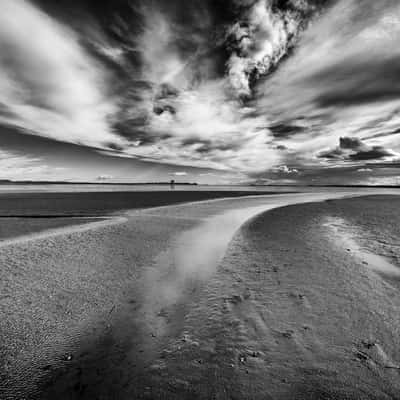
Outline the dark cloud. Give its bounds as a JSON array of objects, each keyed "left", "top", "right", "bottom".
[
  {"left": 152, "top": 83, "right": 179, "bottom": 116},
  {"left": 154, "top": 83, "right": 180, "bottom": 101},
  {"left": 312, "top": 57, "right": 400, "bottom": 108},
  {"left": 318, "top": 136, "right": 396, "bottom": 162},
  {"left": 318, "top": 147, "right": 343, "bottom": 160},
  {"left": 102, "top": 142, "right": 123, "bottom": 152},
  {"left": 339, "top": 137, "right": 364, "bottom": 150},
  {"left": 182, "top": 138, "right": 242, "bottom": 154},
  {"left": 153, "top": 105, "right": 176, "bottom": 116},
  {"left": 349, "top": 147, "right": 395, "bottom": 161},
  {"left": 269, "top": 123, "right": 306, "bottom": 138},
  {"left": 0, "top": 103, "right": 17, "bottom": 120},
  {"left": 111, "top": 118, "right": 156, "bottom": 146}
]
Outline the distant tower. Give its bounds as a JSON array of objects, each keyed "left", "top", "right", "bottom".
[{"left": 170, "top": 179, "right": 175, "bottom": 190}]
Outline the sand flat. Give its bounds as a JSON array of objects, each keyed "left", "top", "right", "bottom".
[
  {"left": 141, "top": 195, "right": 400, "bottom": 399},
  {"left": 1, "top": 191, "right": 400, "bottom": 399}
]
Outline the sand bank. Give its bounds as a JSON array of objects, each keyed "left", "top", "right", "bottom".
[
  {"left": 139, "top": 195, "right": 400, "bottom": 399},
  {"left": 0, "top": 192, "right": 399, "bottom": 399}
]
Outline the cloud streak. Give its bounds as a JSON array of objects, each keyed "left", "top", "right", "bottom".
[{"left": 0, "top": 0, "right": 122, "bottom": 147}]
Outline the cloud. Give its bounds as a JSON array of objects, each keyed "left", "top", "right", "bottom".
[
  {"left": 273, "top": 165, "right": 299, "bottom": 174},
  {"left": 171, "top": 172, "right": 188, "bottom": 176},
  {"left": 97, "top": 175, "right": 113, "bottom": 181},
  {"left": 350, "top": 147, "right": 395, "bottom": 161},
  {"left": 318, "top": 136, "right": 397, "bottom": 162},
  {"left": 269, "top": 123, "right": 306, "bottom": 138},
  {"left": 339, "top": 137, "right": 365, "bottom": 150},
  {"left": 225, "top": 0, "right": 331, "bottom": 97},
  {"left": 357, "top": 168, "right": 373, "bottom": 173},
  {"left": 0, "top": 0, "right": 122, "bottom": 147}
]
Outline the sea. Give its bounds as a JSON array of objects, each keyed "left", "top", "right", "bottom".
[{"left": 0, "top": 183, "right": 398, "bottom": 194}]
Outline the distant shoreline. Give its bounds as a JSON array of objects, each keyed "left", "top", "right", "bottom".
[
  {"left": 0, "top": 180, "right": 198, "bottom": 186},
  {"left": 0, "top": 180, "right": 399, "bottom": 189}
]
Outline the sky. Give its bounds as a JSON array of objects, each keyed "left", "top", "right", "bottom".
[{"left": 0, "top": 0, "right": 399, "bottom": 185}]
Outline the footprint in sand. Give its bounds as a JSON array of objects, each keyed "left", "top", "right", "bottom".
[
  {"left": 288, "top": 292, "right": 311, "bottom": 309},
  {"left": 226, "top": 288, "right": 253, "bottom": 306}
]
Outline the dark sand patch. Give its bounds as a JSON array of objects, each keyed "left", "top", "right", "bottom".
[
  {"left": 0, "top": 191, "right": 287, "bottom": 217},
  {"left": 0, "top": 190, "right": 287, "bottom": 241},
  {"left": 0, "top": 217, "right": 104, "bottom": 241}
]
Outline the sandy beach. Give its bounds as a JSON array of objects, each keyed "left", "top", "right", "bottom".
[{"left": 1, "top": 191, "right": 400, "bottom": 399}]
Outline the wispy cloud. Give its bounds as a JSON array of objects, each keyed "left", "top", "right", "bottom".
[
  {"left": 0, "top": 0, "right": 122, "bottom": 147},
  {"left": 0, "top": 148, "right": 60, "bottom": 180}
]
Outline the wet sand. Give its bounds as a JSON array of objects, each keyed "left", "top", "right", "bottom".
[
  {"left": 0, "top": 217, "right": 104, "bottom": 242},
  {"left": 1, "top": 192, "right": 400, "bottom": 399},
  {"left": 148, "top": 195, "right": 400, "bottom": 400},
  {"left": 0, "top": 190, "right": 287, "bottom": 217}
]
